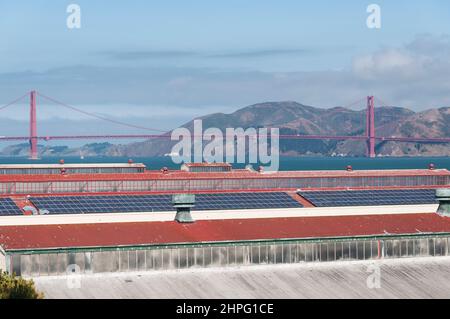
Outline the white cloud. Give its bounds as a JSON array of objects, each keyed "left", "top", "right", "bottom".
[
  {"left": 0, "top": 34, "right": 449, "bottom": 131},
  {"left": 352, "top": 49, "right": 416, "bottom": 79},
  {"left": 352, "top": 34, "right": 450, "bottom": 83}
]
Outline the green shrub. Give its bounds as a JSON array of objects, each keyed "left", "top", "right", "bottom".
[{"left": 0, "top": 271, "right": 43, "bottom": 299}]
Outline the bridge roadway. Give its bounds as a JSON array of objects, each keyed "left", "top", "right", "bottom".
[{"left": 0, "top": 134, "right": 450, "bottom": 143}]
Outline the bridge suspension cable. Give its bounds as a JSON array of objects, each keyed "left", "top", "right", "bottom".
[
  {"left": 0, "top": 93, "right": 29, "bottom": 111},
  {"left": 373, "top": 96, "right": 390, "bottom": 107},
  {"left": 36, "top": 91, "right": 169, "bottom": 134},
  {"left": 340, "top": 96, "right": 368, "bottom": 109}
]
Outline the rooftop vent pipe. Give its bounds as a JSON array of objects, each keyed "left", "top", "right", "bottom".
[
  {"left": 436, "top": 189, "right": 450, "bottom": 217},
  {"left": 172, "top": 194, "right": 195, "bottom": 223}
]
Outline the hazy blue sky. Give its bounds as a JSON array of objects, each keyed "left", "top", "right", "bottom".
[
  {"left": 2, "top": 1, "right": 449, "bottom": 72},
  {"left": 0, "top": 1, "right": 449, "bottom": 138}
]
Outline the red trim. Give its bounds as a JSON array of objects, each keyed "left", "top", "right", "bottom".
[
  {"left": 287, "top": 193, "right": 314, "bottom": 207},
  {"left": 0, "top": 169, "right": 447, "bottom": 183}
]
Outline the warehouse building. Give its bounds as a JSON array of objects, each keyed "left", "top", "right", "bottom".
[{"left": 0, "top": 162, "right": 449, "bottom": 277}]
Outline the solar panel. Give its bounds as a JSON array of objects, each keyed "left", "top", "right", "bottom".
[
  {"left": 0, "top": 198, "right": 23, "bottom": 216},
  {"left": 298, "top": 189, "right": 438, "bottom": 207},
  {"left": 30, "top": 192, "right": 302, "bottom": 215}
]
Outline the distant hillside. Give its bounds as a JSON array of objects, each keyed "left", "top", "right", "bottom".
[
  {"left": 0, "top": 142, "right": 122, "bottom": 157},
  {"left": 2, "top": 103, "right": 449, "bottom": 157},
  {"left": 120, "top": 102, "right": 450, "bottom": 157}
]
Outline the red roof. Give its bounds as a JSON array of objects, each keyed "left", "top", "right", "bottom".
[
  {"left": 1, "top": 213, "right": 449, "bottom": 251},
  {"left": 0, "top": 168, "right": 446, "bottom": 183}
]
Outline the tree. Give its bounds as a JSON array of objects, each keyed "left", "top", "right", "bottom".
[{"left": 0, "top": 271, "right": 43, "bottom": 299}]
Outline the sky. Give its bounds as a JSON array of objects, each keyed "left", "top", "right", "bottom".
[{"left": 0, "top": 0, "right": 449, "bottom": 141}]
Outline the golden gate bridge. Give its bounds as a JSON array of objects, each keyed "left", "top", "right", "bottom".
[{"left": 0, "top": 91, "right": 449, "bottom": 160}]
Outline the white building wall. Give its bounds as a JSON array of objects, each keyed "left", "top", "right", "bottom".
[{"left": 0, "top": 248, "right": 6, "bottom": 272}]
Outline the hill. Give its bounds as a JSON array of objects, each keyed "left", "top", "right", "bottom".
[{"left": 120, "top": 102, "right": 450, "bottom": 157}]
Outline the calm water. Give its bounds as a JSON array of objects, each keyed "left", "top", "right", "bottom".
[{"left": 0, "top": 156, "right": 449, "bottom": 171}]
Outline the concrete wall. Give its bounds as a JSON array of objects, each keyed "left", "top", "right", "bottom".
[{"left": 9, "top": 235, "right": 450, "bottom": 277}]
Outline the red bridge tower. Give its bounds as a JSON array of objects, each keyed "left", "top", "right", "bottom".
[
  {"left": 29, "top": 90, "right": 38, "bottom": 160},
  {"left": 366, "top": 96, "right": 376, "bottom": 158}
]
